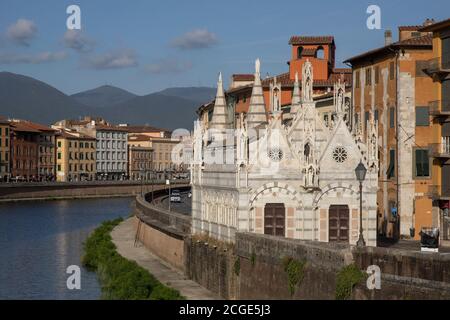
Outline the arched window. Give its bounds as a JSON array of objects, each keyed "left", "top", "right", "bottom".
[
  {"left": 316, "top": 46, "right": 325, "bottom": 59},
  {"left": 297, "top": 46, "right": 303, "bottom": 59}
]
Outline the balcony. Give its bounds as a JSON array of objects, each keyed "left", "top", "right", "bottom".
[
  {"left": 430, "top": 137, "right": 450, "bottom": 159},
  {"left": 428, "top": 185, "right": 450, "bottom": 200},
  {"left": 422, "top": 57, "right": 450, "bottom": 79},
  {"left": 429, "top": 100, "right": 450, "bottom": 117}
]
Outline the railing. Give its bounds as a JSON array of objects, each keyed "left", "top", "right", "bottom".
[
  {"left": 423, "top": 57, "right": 450, "bottom": 74},
  {"left": 428, "top": 185, "right": 441, "bottom": 199},
  {"left": 429, "top": 100, "right": 450, "bottom": 116},
  {"left": 430, "top": 137, "right": 450, "bottom": 158}
]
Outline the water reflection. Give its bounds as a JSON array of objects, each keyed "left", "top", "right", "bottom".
[{"left": 0, "top": 198, "right": 132, "bottom": 300}]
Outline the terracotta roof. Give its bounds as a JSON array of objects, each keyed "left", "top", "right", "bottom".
[
  {"left": 398, "top": 25, "right": 422, "bottom": 31},
  {"left": 121, "top": 125, "right": 170, "bottom": 134},
  {"left": 18, "top": 121, "right": 55, "bottom": 132},
  {"left": 57, "top": 131, "right": 95, "bottom": 140},
  {"left": 232, "top": 74, "right": 254, "bottom": 81},
  {"left": 302, "top": 48, "right": 317, "bottom": 56},
  {"left": 418, "top": 18, "right": 450, "bottom": 32},
  {"left": 344, "top": 34, "right": 432, "bottom": 64},
  {"left": 10, "top": 122, "right": 41, "bottom": 133},
  {"left": 94, "top": 124, "right": 129, "bottom": 132},
  {"left": 289, "top": 36, "right": 334, "bottom": 45}
]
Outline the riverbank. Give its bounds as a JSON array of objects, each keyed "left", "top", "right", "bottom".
[
  {"left": 82, "top": 218, "right": 184, "bottom": 300},
  {"left": 111, "top": 218, "right": 217, "bottom": 300}
]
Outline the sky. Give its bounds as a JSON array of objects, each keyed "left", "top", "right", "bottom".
[{"left": 0, "top": 0, "right": 448, "bottom": 95}]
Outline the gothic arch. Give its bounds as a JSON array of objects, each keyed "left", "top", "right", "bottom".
[
  {"left": 249, "top": 182, "right": 302, "bottom": 208},
  {"left": 312, "top": 182, "right": 360, "bottom": 208}
]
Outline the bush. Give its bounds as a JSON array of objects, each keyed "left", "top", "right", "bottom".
[
  {"left": 82, "top": 218, "right": 184, "bottom": 300},
  {"left": 281, "top": 256, "right": 306, "bottom": 296},
  {"left": 335, "top": 264, "right": 366, "bottom": 300}
]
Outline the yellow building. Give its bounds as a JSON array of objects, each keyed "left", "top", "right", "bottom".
[
  {"left": 0, "top": 118, "right": 10, "bottom": 181},
  {"left": 56, "top": 131, "right": 96, "bottom": 182},
  {"left": 127, "top": 135, "right": 181, "bottom": 179},
  {"left": 419, "top": 18, "right": 450, "bottom": 241}
]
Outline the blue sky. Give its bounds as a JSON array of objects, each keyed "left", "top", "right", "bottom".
[{"left": 0, "top": 0, "right": 448, "bottom": 95}]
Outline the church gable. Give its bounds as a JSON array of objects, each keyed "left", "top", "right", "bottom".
[{"left": 319, "top": 117, "right": 363, "bottom": 174}]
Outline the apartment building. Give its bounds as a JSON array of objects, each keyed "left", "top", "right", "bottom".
[
  {"left": 419, "top": 18, "right": 450, "bottom": 240},
  {"left": 344, "top": 19, "right": 435, "bottom": 239},
  {"left": 56, "top": 130, "right": 96, "bottom": 182},
  {"left": 0, "top": 118, "right": 10, "bottom": 181},
  {"left": 54, "top": 117, "right": 128, "bottom": 180},
  {"left": 9, "top": 121, "right": 40, "bottom": 181},
  {"left": 128, "top": 145, "right": 153, "bottom": 180}
]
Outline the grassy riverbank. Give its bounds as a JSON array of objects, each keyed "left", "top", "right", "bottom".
[{"left": 82, "top": 218, "right": 184, "bottom": 300}]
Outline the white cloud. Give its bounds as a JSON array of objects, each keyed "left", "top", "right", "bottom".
[
  {"left": 171, "top": 29, "right": 218, "bottom": 50},
  {"left": 63, "top": 30, "right": 95, "bottom": 53},
  {"left": 0, "top": 51, "right": 67, "bottom": 64},
  {"left": 145, "top": 58, "right": 193, "bottom": 74},
  {"left": 84, "top": 49, "right": 138, "bottom": 70},
  {"left": 6, "top": 18, "right": 37, "bottom": 46}
]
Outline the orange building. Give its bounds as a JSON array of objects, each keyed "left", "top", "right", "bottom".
[
  {"left": 198, "top": 35, "right": 352, "bottom": 129},
  {"left": 419, "top": 18, "right": 450, "bottom": 241},
  {"left": 344, "top": 19, "right": 437, "bottom": 240}
]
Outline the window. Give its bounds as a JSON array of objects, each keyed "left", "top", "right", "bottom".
[
  {"left": 415, "top": 149, "right": 430, "bottom": 178},
  {"left": 365, "top": 111, "right": 370, "bottom": 125},
  {"left": 389, "top": 62, "right": 395, "bottom": 80},
  {"left": 411, "top": 31, "right": 421, "bottom": 38},
  {"left": 57, "top": 164, "right": 61, "bottom": 171},
  {"left": 416, "top": 107, "right": 429, "bottom": 126},
  {"left": 297, "top": 46, "right": 303, "bottom": 59},
  {"left": 316, "top": 46, "right": 325, "bottom": 59},
  {"left": 365, "top": 68, "right": 372, "bottom": 86},
  {"left": 374, "top": 109, "right": 379, "bottom": 121},
  {"left": 355, "top": 71, "right": 360, "bottom": 88},
  {"left": 57, "top": 141, "right": 61, "bottom": 148},
  {"left": 390, "top": 107, "right": 395, "bottom": 128},
  {"left": 375, "top": 66, "right": 379, "bottom": 84},
  {"left": 57, "top": 153, "right": 61, "bottom": 160},
  {"left": 387, "top": 149, "right": 395, "bottom": 178}
]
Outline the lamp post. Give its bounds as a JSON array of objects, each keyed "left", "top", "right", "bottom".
[{"left": 355, "top": 161, "right": 367, "bottom": 247}]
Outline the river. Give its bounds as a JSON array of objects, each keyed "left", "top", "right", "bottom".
[{"left": 0, "top": 197, "right": 133, "bottom": 300}]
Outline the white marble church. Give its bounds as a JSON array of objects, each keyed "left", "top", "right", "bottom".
[{"left": 191, "top": 59, "right": 379, "bottom": 246}]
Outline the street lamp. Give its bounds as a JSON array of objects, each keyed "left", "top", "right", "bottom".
[{"left": 355, "top": 161, "right": 367, "bottom": 247}]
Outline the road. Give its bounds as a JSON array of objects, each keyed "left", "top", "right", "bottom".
[{"left": 158, "top": 191, "right": 192, "bottom": 215}]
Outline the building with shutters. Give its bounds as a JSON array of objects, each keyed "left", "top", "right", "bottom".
[
  {"left": 344, "top": 18, "right": 439, "bottom": 241},
  {"left": 419, "top": 18, "right": 450, "bottom": 241},
  {"left": 191, "top": 59, "right": 378, "bottom": 246}
]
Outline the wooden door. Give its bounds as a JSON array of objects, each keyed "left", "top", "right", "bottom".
[
  {"left": 329, "top": 205, "right": 349, "bottom": 242},
  {"left": 264, "top": 203, "right": 285, "bottom": 236}
]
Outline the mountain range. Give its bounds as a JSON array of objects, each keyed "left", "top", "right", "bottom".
[{"left": 0, "top": 72, "right": 216, "bottom": 130}]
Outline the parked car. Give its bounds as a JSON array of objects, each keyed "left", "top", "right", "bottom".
[{"left": 170, "top": 190, "right": 181, "bottom": 203}]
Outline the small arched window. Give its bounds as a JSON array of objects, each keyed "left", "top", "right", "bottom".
[
  {"left": 297, "top": 46, "right": 303, "bottom": 59},
  {"left": 316, "top": 46, "right": 325, "bottom": 59}
]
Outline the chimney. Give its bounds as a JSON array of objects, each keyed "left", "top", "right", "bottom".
[
  {"left": 385, "top": 30, "right": 392, "bottom": 46},
  {"left": 423, "top": 18, "right": 435, "bottom": 26}
]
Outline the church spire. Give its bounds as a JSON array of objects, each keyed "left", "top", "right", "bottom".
[
  {"left": 210, "top": 72, "right": 228, "bottom": 130},
  {"left": 247, "top": 58, "right": 267, "bottom": 129},
  {"left": 291, "top": 71, "right": 301, "bottom": 114}
]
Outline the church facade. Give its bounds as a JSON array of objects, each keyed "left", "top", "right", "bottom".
[{"left": 191, "top": 59, "right": 379, "bottom": 246}]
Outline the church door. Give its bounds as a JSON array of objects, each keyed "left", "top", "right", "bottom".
[
  {"left": 264, "top": 203, "right": 285, "bottom": 236},
  {"left": 329, "top": 205, "right": 349, "bottom": 242}
]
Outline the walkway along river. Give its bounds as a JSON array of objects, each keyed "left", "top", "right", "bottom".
[{"left": 0, "top": 197, "right": 133, "bottom": 299}]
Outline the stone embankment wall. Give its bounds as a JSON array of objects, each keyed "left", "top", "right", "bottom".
[
  {"left": 134, "top": 191, "right": 450, "bottom": 300},
  {"left": 0, "top": 181, "right": 187, "bottom": 202}
]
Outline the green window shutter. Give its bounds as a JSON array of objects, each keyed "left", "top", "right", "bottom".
[{"left": 415, "top": 107, "right": 429, "bottom": 126}]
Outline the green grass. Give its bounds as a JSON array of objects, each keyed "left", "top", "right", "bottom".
[{"left": 82, "top": 218, "right": 184, "bottom": 300}]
